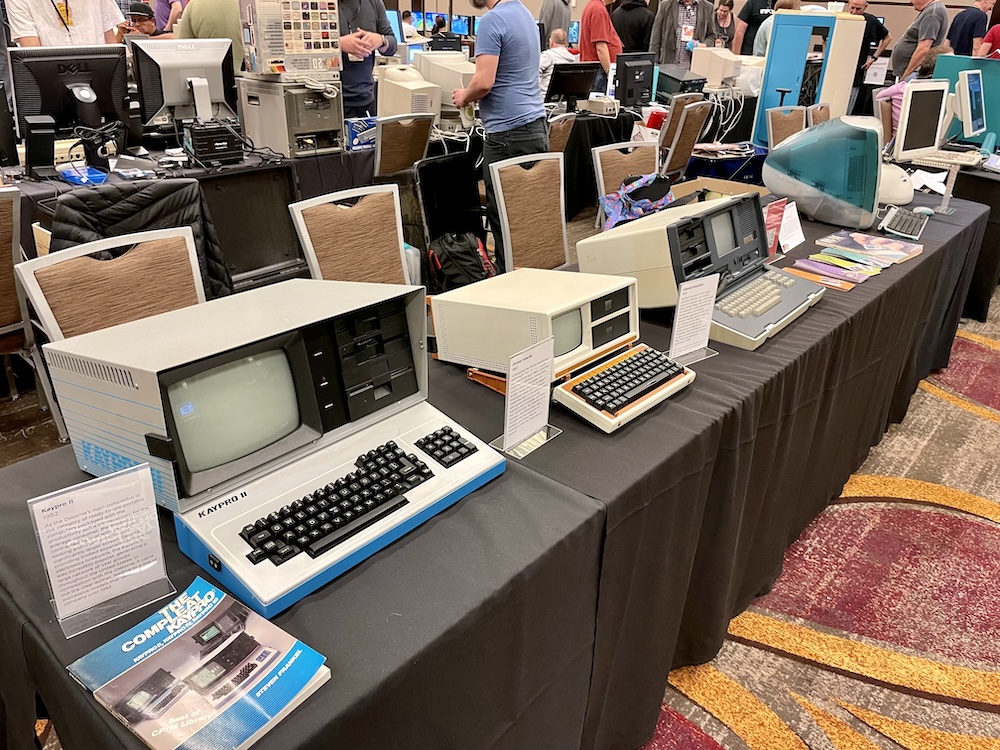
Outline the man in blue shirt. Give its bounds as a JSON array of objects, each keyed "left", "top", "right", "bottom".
[{"left": 453, "top": 0, "right": 548, "bottom": 271}]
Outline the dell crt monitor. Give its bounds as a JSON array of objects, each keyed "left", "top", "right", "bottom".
[
  {"left": 893, "top": 79, "right": 950, "bottom": 162},
  {"left": 613, "top": 52, "right": 656, "bottom": 106},
  {"left": 568, "top": 20, "right": 580, "bottom": 45},
  {"left": 763, "top": 116, "right": 882, "bottom": 229},
  {"left": 545, "top": 62, "right": 602, "bottom": 111},
  {"left": 955, "top": 69, "right": 987, "bottom": 139},
  {"left": 450, "top": 14, "right": 470, "bottom": 36},
  {"left": 131, "top": 38, "right": 238, "bottom": 127},
  {"left": 9, "top": 45, "right": 129, "bottom": 138}
]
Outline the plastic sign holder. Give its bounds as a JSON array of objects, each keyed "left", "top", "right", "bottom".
[
  {"left": 28, "top": 464, "right": 174, "bottom": 638},
  {"left": 489, "top": 338, "right": 561, "bottom": 459}
]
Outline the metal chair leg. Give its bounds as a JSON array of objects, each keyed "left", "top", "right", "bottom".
[{"left": 3, "top": 354, "right": 18, "bottom": 401}]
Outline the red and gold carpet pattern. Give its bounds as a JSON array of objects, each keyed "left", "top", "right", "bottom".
[{"left": 642, "top": 302, "right": 1000, "bottom": 748}]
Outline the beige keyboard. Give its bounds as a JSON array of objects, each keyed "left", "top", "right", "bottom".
[{"left": 910, "top": 149, "right": 982, "bottom": 169}]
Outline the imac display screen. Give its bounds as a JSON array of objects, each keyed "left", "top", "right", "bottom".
[
  {"left": 167, "top": 350, "right": 300, "bottom": 473},
  {"left": 552, "top": 309, "right": 583, "bottom": 357}
]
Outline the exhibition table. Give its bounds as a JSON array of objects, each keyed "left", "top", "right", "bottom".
[
  {"left": 952, "top": 166, "right": 1000, "bottom": 320},
  {"left": 429, "top": 194, "right": 987, "bottom": 750},
  {"left": 0, "top": 454, "right": 605, "bottom": 750},
  {"left": 0, "top": 194, "right": 986, "bottom": 750}
]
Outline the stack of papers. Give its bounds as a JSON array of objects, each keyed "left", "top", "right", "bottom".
[{"left": 786, "top": 230, "right": 922, "bottom": 291}]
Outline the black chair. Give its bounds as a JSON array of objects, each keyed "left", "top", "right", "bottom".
[{"left": 415, "top": 151, "right": 487, "bottom": 251}]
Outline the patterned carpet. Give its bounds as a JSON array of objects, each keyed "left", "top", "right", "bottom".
[{"left": 644, "top": 289, "right": 1000, "bottom": 749}]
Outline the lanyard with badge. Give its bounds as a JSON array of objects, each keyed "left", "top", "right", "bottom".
[
  {"left": 679, "top": 0, "right": 697, "bottom": 43},
  {"left": 49, "top": 0, "right": 74, "bottom": 40}
]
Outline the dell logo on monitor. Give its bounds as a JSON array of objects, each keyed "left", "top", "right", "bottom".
[
  {"left": 177, "top": 43, "right": 198, "bottom": 51},
  {"left": 57, "top": 62, "right": 90, "bottom": 75}
]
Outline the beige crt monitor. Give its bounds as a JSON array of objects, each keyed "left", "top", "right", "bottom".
[
  {"left": 577, "top": 196, "right": 738, "bottom": 308},
  {"left": 431, "top": 268, "right": 639, "bottom": 380},
  {"left": 375, "top": 65, "right": 442, "bottom": 122}
]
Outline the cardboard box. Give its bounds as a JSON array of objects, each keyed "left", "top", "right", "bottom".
[
  {"left": 670, "top": 177, "right": 769, "bottom": 201},
  {"left": 344, "top": 117, "right": 377, "bottom": 151}
]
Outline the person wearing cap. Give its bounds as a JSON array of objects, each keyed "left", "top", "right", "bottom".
[{"left": 125, "top": 2, "right": 172, "bottom": 36}]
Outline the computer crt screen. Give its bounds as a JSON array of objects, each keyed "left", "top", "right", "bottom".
[
  {"left": 709, "top": 210, "right": 737, "bottom": 256},
  {"left": 552, "top": 309, "right": 583, "bottom": 357},
  {"left": 167, "top": 350, "right": 300, "bottom": 472}
]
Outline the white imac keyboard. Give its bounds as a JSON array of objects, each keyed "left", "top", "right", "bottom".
[
  {"left": 909, "top": 149, "right": 983, "bottom": 169},
  {"left": 553, "top": 344, "right": 695, "bottom": 433},
  {"left": 175, "top": 401, "right": 505, "bottom": 618}
]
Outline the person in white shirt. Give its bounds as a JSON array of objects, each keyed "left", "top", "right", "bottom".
[
  {"left": 539, "top": 28, "right": 576, "bottom": 96},
  {"left": 8, "top": 0, "right": 125, "bottom": 46},
  {"left": 401, "top": 10, "right": 418, "bottom": 39}
]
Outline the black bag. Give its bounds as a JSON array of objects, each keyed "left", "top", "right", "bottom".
[{"left": 426, "top": 232, "right": 497, "bottom": 294}]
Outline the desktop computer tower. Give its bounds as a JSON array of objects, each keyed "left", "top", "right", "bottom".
[{"left": 237, "top": 78, "right": 344, "bottom": 157}]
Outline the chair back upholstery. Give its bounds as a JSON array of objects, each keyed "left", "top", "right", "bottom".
[
  {"left": 878, "top": 99, "right": 894, "bottom": 143},
  {"left": 0, "top": 187, "right": 22, "bottom": 346},
  {"left": 548, "top": 113, "right": 576, "bottom": 153},
  {"left": 593, "top": 142, "right": 659, "bottom": 197},
  {"left": 490, "top": 153, "right": 569, "bottom": 272},
  {"left": 658, "top": 92, "right": 704, "bottom": 152},
  {"left": 661, "top": 100, "right": 712, "bottom": 177},
  {"left": 766, "top": 106, "right": 807, "bottom": 148},
  {"left": 15, "top": 228, "right": 204, "bottom": 341},
  {"left": 290, "top": 184, "right": 410, "bottom": 285},
  {"left": 375, "top": 114, "right": 435, "bottom": 176},
  {"left": 806, "top": 102, "right": 831, "bottom": 127}
]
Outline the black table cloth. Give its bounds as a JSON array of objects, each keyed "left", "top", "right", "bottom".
[
  {"left": 0, "top": 450, "right": 604, "bottom": 750},
  {"left": 562, "top": 111, "right": 639, "bottom": 220},
  {"left": 428, "top": 194, "right": 987, "bottom": 750}
]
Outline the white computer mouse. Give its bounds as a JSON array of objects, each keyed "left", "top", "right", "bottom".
[{"left": 912, "top": 206, "right": 935, "bottom": 216}]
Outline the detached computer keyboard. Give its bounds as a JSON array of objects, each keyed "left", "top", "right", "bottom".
[
  {"left": 553, "top": 344, "right": 695, "bottom": 433},
  {"left": 910, "top": 149, "right": 982, "bottom": 169},
  {"left": 878, "top": 205, "right": 929, "bottom": 241}
]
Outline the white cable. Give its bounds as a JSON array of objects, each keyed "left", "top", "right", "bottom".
[{"left": 301, "top": 77, "right": 340, "bottom": 99}]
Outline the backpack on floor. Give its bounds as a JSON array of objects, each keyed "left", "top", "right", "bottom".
[{"left": 426, "top": 232, "right": 497, "bottom": 294}]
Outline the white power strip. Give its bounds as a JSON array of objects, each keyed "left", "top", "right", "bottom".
[{"left": 15, "top": 138, "right": 119, "bottom": 166}]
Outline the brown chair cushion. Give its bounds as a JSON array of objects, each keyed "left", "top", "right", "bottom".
[
  {"left": 34, "top": 237, "right": 200, "bottom": 339},
  {"left": 768, "top": 108, "right": 806, "bottom": 148},
  {"left": 598, "top": 147, "right": 657, "bottom": 196},
  {"left": 549, "top": 117, "right": 576, "bottom": 154},
  {"left": 0, "top": 199, "right": 19, "bottom": 332},
  {"left": 663, "top": 103, "right": 711, "bottom": 176},
  {"left": 378, "top": 119, "right": 433, "bottom": 176},
  {"left": 301, "top": 192, "right": 406, "bottom": 285},
  {"left": 497, "top": 159, "right": 565, "bottom": 269}
]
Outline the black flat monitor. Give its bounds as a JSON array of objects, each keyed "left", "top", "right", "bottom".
[
  {"left": 538, "top": 21, "right": 546, "bottom": 52},
  {"left": 450, "top": 15, "right": 470, "bottom": 36},
  {"left": 131, "top": 38, "right": 238, "bottom": 127},
  {"left": 197, "top": 163, "right": 308, "bottom": 292},
  {"left": 568, "top": 20, "right": 580, "bottom": 46},
  {"left": 614, "top": 52, "right": 656, "bottom": 107},
  {"left": 429, "top": 34, "right": 462, "bottom": 51},
  {"left": 9, "top": 45, "right": 129, "bottom": 138},
  {"left": 545, "top": 62, "right": 602, "bottom": 111}
]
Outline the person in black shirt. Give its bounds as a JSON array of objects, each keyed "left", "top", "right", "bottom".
[
  {"left": 612, "top": 0, "right": 654, "bottom": 53},
  {"left": 847, "top": 0, "right": 891, "bottom": 114},
  {"left": 732, "top": 0, "right": 772, "bottom": 56},
  {"left": 947, "top": 0, "right": 994, "bottom": 55}
]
